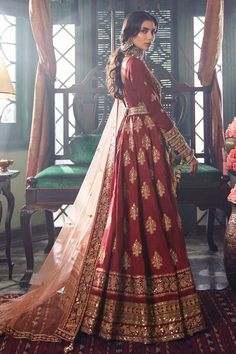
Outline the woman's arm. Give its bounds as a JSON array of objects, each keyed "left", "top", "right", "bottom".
[{"left": 127, "top": 57, "right": 197, "bottom": 169}]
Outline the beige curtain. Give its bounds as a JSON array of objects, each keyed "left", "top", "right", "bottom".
[
  {"left": 26, "top": 0, "right": 56, "bottom": 179},
  {"left": 198, "top": 0, "right": 224, "bottom": 170}
]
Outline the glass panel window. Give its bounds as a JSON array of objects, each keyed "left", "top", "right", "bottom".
[
  {"left": 0, "top": 15, "right": 16, "bottom": 124},
  {"left": 193, "top": 16, "right": 222, "bottom": 156},
  {"left": 53, "top": 24, "right": 75, "bottom": 156}
]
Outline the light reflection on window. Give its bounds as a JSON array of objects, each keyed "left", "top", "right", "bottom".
[{"left": 0, "top": 15, "right": 16, "bottom": 123}]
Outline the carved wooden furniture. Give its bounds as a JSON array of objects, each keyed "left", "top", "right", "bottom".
[
  {"left": 0, "top": 170, "right": 20, "bottom": 279},
  {"left": 20, "top": 63, "right": 230, "bottom": 287}
]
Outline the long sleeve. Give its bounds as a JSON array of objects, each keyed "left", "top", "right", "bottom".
[{"left": 126, "top": 57, "right": 193, "bottom": 162}]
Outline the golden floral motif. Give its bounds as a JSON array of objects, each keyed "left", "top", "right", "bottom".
[
  {"left": 141, "top": 182, "right": 151, "bottom": 199},
  {"left": 152, "top": 146, "right": 160, "bottom": 163},
  {"left": 132, "top": 239, "right": 142, "bottom": 257},
  {"left": 152, "top": 251, "right": 163, "bottom": 269},
  {"left": 123, "top": 252, "right": 131, "bottom": 270},
  {"left": 138, "top": 148, "right": 145, "bottom": 165},
  {"left": 133, "top": 117, "right": 143, "bottom": 132},
  {"left": 142, "top": 134, "right": 151, "bottom": 150},
  {"left": 163, "top": 213, "right": 172, "bottom": 232},
  {"left": 170, "top": 249, "right": 178, "bottom": 265},
  {"left": 129, "top": 136, "right": 135, "bottom": 151},
  {"left": 129, "top": 167, "right": 137, "bottom": 184},
  {"left": 123, "top": 150, "right": 131, "bottom": 167},
  {"left": 125, "top": 122, "right": 131, "bottom": 134},
  {"left": 144, "top": 115, "right": 155, "bottom": 129},
  {"left": 156, "top": 179, "right": 165, "bottom": 197},
  {"left": 130, "top": 203, "right": 138, "bottom": 221},
  {"left": 145, "top": 216, "right": 157, "bottom": 234}
]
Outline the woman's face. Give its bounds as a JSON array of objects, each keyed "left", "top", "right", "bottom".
[{"left": 132, "top": 20, "right": 156, "bottom": 51}]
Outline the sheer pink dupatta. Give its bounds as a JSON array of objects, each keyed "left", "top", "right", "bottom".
[{"left": 0, "top": 100, "right": 127, "bottom": 342}]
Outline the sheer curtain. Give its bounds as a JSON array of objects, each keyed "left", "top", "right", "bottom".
[
  {"left": 198, "top": 0, "right": 224, "bottom": 170},
  {"left": 26, "top": 0, "right": 56, "bottom": 179}
]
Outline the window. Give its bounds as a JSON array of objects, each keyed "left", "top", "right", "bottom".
[
  {"left": 193, "top": 16, "right": 222, "bottom": 159},
  {"left": 0, "top": 5, "right": 37, "bottom": 151},
  {"left": 0, "top": 15, "right": 16, "bottom": 124},
  {"left": 53, "top": 24, "right": 76, "bottom": 157}
]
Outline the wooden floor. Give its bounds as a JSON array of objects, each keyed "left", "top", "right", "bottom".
[{"left": 0, "top": 225, "right": 229, "bottom": 295}]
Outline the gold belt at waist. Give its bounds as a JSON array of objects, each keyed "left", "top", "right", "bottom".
[{"left": 127, "top": 105, "right": 148, "bottom": 115}]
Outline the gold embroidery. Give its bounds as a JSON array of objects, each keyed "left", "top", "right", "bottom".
[
  {"left": 123, "top": 252, "right": 131, "bottom": 270},
  {"left": 141, "top": 182, "right": 151, "bottom": 199},
  {"left": 132, "top": 239, "right": 142, "bottom": 257},
  {"left": 129, "top": 167, "right": 137, "bottom": 184},
  {"left": 81, "top": 293, "right": 204, "bottom": 344},
  {"left": 129, "top": 136, "right": 134, "bottom": 151},
  {"left": 170, "top": 249, "right": 178, "bottom": 265},
  {"left": 125, "top": 122, "right": 131, "bottom": 134},
  {"left": 163, "top": 213, "right": 172, "bottom": 231},
  {"left": 123, "top": 150, "right": 131, "bottom": 166},
  {"left": 130, "top": 203, "right": 138, "bottom": 221},
  {"left": 93, "top": 267, "right": 195, "bottom": 297},
  {"left": 144, "top": 115, "right": 155, "bottom": 129},
  {"left": 152, "top": 251, "right": 163, "bottom": 269},
  {"left": 156, "top": 179, "right": 165, "bottom": 197},
  {"left": 137, "top": 148, "right": 145, "bottom": 165},
  {"left": 145, "top": 216, "right": 157, "bottom": 234},
  {"left": 133, "top": 117, "right": 143, "bottom": 132},
  {"left": 57, "top": 140, "right": 116, "bottom": 341},
  {"left": 142, "top": 134, "right": 151, "bottom": 150},
  {"left": 152, "top": 146, "right": 160, "bottom": 163}
]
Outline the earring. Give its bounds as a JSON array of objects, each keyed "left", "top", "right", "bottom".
[{"left": 121, "top": 38, "right": 134, "bottom": 52}]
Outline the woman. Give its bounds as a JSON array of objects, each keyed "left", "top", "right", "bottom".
[{"left": 0, "top": 10, "right": 204, "bottom": 350}]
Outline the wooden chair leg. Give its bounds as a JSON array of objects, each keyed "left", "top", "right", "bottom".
[
  {"left": 207, "top": 208, "right": 218, "bottom": 252},
  {"left": 19, "top": 206, "right": 37, "bottom": 288},
  {"left": 44, "top": 210, "right": 55, "bottom": 254}
]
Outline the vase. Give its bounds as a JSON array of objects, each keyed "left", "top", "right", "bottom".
[{"left": 224, "top": 204, "right": 236, "bottom": 291}]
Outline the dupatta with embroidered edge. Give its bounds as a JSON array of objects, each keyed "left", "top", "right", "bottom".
[{"left": 0, "top": 100, "right": 127, "bottom": 343}]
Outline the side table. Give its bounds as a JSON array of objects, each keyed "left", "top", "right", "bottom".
[{"left": 0, "top": 170, "right": 20, "bottom": 279}]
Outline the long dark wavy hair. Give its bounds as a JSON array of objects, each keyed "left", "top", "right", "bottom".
[{"left": 106, "top": 11, "right": 158, "bottom": 99}]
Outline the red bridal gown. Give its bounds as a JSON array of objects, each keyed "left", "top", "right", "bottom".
[
  {"left": 0, "top": 56, "right": 204, "bottom": 346},
  {"left": 78, "top": 56, "right": 205, "bottom": 343}
]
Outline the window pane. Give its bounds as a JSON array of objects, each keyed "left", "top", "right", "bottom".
[{"left": 0, "top": 15, "right": 16, "bottom": 124}]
